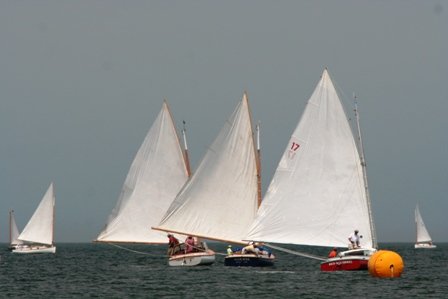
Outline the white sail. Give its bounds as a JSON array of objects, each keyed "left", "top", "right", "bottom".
[
  {"left": 18, "top": 183, "right": 55, "bottom": 245},
  {"left": 9, "top": 210, "right": 24, "bottom": 246},
  {"left": 415, "top": 204, "right": 432, "bottom": 243},
  {"left": 246, "top": 69, "right": 375, "bottom": 248},
  {"left": 96, "top": 101, "right": 189, "bottom": 243},
  {"left": 155, "top": 93, "right": 259, "bottom": 244}
]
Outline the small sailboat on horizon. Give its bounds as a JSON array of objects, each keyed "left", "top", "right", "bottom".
[
  {"left": 245, "top": 69, "right": 377, "bottom": 271},
  {"left": 12, "top": 182, "right": 56, "bottom": 254},
  {"left": 415, "top": 204, "right": 436, "bottom": 249},
  {"left": 8, "top": 210, "right": 24, "bottom": 251}
]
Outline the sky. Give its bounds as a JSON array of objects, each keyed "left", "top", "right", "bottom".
[{"left": 1, "top": 1, "right": 447, "bottom": 243}]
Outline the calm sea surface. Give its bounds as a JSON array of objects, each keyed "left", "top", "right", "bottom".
[{"left": 1, "top": 243, "right": 447, "bottom": 298}]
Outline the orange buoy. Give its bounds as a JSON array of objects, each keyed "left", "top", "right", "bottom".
[{"left": 368, "top": 250, "right": 404, "bottom": 278}]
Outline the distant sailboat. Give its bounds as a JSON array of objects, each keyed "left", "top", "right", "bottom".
[
  {"left": 95, "top": 101, "right": 190, "bottom": 244},
  {"left": 154, "top": 93, "right": 274, "bottom": 266},
  {"left": 9, "top": 210, "right": 24, "bottom": 251},
  {"left": 246, "top": 69, "right": 377, "bottom": 271},
  {"left": 415, "top": 204, "right": 436, "bottom": 249},
  {"left": 13, "top": 183, "right": 56, "bottom": 254}
]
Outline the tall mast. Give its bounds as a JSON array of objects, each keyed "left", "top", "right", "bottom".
[
  {"left": 52, "top": 182, "right": 55, "bottom": 246},
  {"left": 353, "top": 94, "right": 377, "bottom": 249},
  {"left": 256, "top": 121, "right": 262, "bottom": 207},
  {"left": 182, "top": 120, "right": 192, "bottom": 177},
  {"left": 9, "top": 209, "right": 13, "bottom": 244}
]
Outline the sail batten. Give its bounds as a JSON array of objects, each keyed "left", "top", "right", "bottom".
[
  {"left": 246, "top": 69, "right": 375, "bottom": 248},
  {"left": 156, "top": 94, "right": 259, "bottom": 244},
  {"left": 96, "top": 101, "right": 189, "bottom": 243}
]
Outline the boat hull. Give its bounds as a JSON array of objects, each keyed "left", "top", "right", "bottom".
[
  {"left": 12, "top": 245, "right": 56, "bottom": 254},
  {"left": 320, "top": 256, "right": 369, "bottom": 271},
  {"left": 320, "top": 248, "right": 376, "bottom": 271},
  {"left": 224, "top": 254, "right": 275, "bottom": 267},
  {"left": 415, "top": 243, "right": 437, "bottom": 249},
  {"left": 168, "top": 250, "right": 215, "bottom": 266}
]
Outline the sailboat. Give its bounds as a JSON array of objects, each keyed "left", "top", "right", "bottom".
[
  {"left": 8, "top": 210, "right": 24, "bottom": 251},
  {"left": 153, "top": 93, "right": 274, "bottom": 267},
  {"left": 246, "top": 69, "right": 377, "bottom": 271},
  {"left": 95, "top": 101, "right": 191, "bottom": 245},
  {"left": 415, "top": 204, "right": 436, "bottom": 249},
  {"left": 12, "top": 183, "right": 56, "bottom": 254}
]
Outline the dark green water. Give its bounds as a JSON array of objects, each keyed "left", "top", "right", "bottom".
[{"left": 1, "top": 243, "right": 447, "bottom": 298}]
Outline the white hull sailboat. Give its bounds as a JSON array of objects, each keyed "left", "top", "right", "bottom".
[
  {"left": 12, "top": 183, "right": 56, "bottom": 254},
  {"left": 415, "top": 204, "right": 436, "bottom": 249},
  {"left": 94, "top": 101, "right": 215, "bottom": 265},
  {"left": 246, "top": 69, "right": 377, "bottom": 271},
  {"left": 167, "top": 241, "right": 216, "bottom": 266},
  {"left": 154, "top": 93, "right": 274, "bottom": 267}
]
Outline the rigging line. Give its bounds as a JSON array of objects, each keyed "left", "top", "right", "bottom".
[
  {"left": 265, "top": 243, "right": 326, "bottom": 261},
  {"left": 107, "top": 243, "right": 165, "bottom": 257}
]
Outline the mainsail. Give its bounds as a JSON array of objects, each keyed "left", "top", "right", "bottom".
[
  {"left": 18, "top": 182, "right": 55, "bottom": 246},
  {"left": 415, "top": 204, "right": 433, "bottom": 244},
  {"left": 155, "top": 93, "right": 259, "bottom": 244},
  {"left": 9, "top": 210, "right": 24, "bottom": 246},
  {"left": 246, "top": 69, "right": 375, "bottom": 248},
  {"left": 96, "top": 101, "right": 189, "bottom": 244}
]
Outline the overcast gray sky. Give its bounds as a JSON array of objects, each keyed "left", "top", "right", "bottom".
[{"left": 1, "top": 1, "right": 447, "bottom": 243}]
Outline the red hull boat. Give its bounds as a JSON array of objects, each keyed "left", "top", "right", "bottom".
[{"left": 320, "top": 248, "right": 376, "bottom": 271}]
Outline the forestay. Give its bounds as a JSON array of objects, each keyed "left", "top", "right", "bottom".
[
  {"left": 18, "top": 183, "right": 55, "bottom": 245},
  {"left": 156, "top": 93, "right": 259, "bottom": 244},
  {"left": 96, "top": 101, "right": 189, "bottom": 243},
  {"left": 246, "top": 69, "right": 374, "bottom": 248}
]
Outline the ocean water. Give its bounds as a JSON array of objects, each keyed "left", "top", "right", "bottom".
[{"left": 1, "top": 243, "right": 447, "bottom": 298}]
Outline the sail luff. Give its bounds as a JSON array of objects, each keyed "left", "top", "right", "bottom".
[{"left": 245, "top": 91, "right": 262, "bottom": 208}]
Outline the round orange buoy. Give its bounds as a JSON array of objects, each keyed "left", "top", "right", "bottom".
[{"left": 368, "top": 250, "right": 404, "bottom": 278}]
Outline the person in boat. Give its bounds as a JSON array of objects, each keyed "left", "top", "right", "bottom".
[
  {"left": 184, "top": 235, "right": 195, "bottom": 253},
  {"left": 241, "top": 242, "right": 259, "bottom": 256},
  {"left": 328, "top": 247, "right": 338, "bottom": 258},
  {"left": 167, "top": 234, "right": 180, "bottom": 256},
  {"left": 348, "top": 230, "right": 362, "bottom": 249},
  {"left": 256, "top": 244, "right": 272, "bottom": 257},
  {"left": 227, "top": 245, "right": 233, "bottom": 255}
]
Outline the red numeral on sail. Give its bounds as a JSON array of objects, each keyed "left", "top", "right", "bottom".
[{"left": 290, "top": 142, "right": 300, "bottom": 151}]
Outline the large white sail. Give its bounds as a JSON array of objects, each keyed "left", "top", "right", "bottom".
[
  {"left": 246, "top": 69, "right": 374, "bottom": 248},
  {"left": 9, "top": 210, "right": 24, "bottom": 246},
  {"left": 155, "top": 93, "right": 259, "bottom": 244},
  {"left": 18, "top": 183, "right": 55, "bottom": 245},
  {"left": 96, "top": 101, "right": 189, "bottom": 243},
  {"left": 415, "top": 204, "right": 432, "bottom": 243}
]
